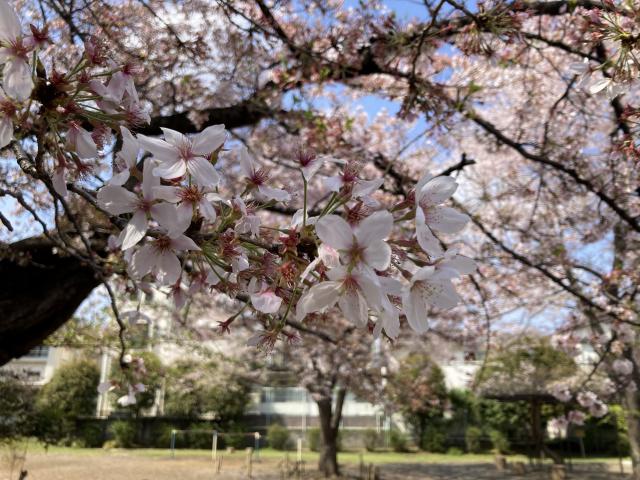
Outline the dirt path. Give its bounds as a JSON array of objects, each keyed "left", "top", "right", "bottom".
[{"left": 0, "top": 451, "right": 629, "bottom": 480}]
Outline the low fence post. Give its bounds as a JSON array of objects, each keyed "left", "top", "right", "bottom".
[
  {"left": 170, "top": 429, "right": 176, "bottom": 459},
  {"left": 212, "top": 430, "right": 218, "bottom": 462},
  {"left": 254, "top": 432, "right": 260, "bottom": 460},
  {"left": 246, "top": 447, "right": 253, "bottom": 478}
]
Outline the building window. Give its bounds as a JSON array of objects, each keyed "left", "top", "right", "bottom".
[{"left": 25, "top": 346, "right": 50, "bottom": 358}]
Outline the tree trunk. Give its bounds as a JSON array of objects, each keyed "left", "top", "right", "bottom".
[
  {"left": 530, "top": 399, "right": 563, "bottom": 465},
  {"left": 623, "top": 389, "right": 640, "bottom": 479},
  {"left": 0, "top": 236, "right": 101, "bottom": 365},
  {"left": 316, "top": 388, "right": 347, "bottom": 477}
]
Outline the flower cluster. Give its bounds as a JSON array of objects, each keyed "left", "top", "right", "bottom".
[{"left": 1, "top": 0, "right": 475, "bottom": 348}]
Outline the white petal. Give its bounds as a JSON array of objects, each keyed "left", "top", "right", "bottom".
[
  {"left": 188, "top": 156, "right": 220, "bottom": 187},
  {"left": 315, "top": 215, "right": 353, "bottom": 250},
  {"left": 403, "top": 289, "right": 429, "bottom": 334},
  {"left": 414, "top": 171, "right": 433, "bottom": 198},
  {"left": 119, "top": 210, "right": 148, "bottom": 250},
  {"left": 153, "top": 158, "right": 186, "bottom": 180},
  {"left": 199, "top": 199, "right": 217, "bottom": 222},
  {"left": 156, "top": 251, "right": 181, "bottom": 285},
  {"left": 353, "top": 178, "right": 383, "bottom": 197},
  {"left": 118, "top": 126, "right": 139, "bottom": 168},
  {"left": 0, "top": 0, "right": 21, "bottom": 42},
  {"left": 192, "top": 124, "right": 226, "bottom": 155},
  {"left": 589, "top": 78, "right": 610, "bottom": 95},
  {"left": 251, "top": 290, "right": 282, "bottom": 314},
  {"left": 416, "top": 208, "right": 444, "bottom": 258},
  {"left": 97, "top": 185, "right": 137, "bottom": 215},
  {"left": 51, "top": 168, "right": 67, "bottom": 197},
  {"left": 355, "top": 210, "right": 393, "bottom": 244},
  {"left": 363, "top": 241, "right": 391, "bottom": 270},
  {"left": 441, "top": 254, "right": 476, "bottom": 275},
  {"left": 425, "top": 206, "right": 469, "bottom": 234},
  {"left": 3, "top": 59, "right": 32, "bottom": 102},
  {"left": 338, "top": 291, "right": 368, "bottom": 327},
  {"left": 76, "top": 127, "right": 98, "bottom": 159},
  {"left": 152, "top": 185, "right": 180, "bottom": 203},
  {"left": 137, "top": 134, "right": 179, "bottom": 163},
  {"left": 150, "top": 203, "right": 181, "bottom": 234},
  {"left": 427, "top": 279, "right": 461, "bottom": 309},
  {"left": 141, "top": 157, "right": 160, "bottom": 199},
  {"left": 295, "top": 281, "right": 341, "bottom": 321},
  {"left": 238, "top": 146, "right": 254, "bottom": 177},
  {"left": 170, "top": 234, "right": 200, "bottom": 251},
  {"left": 108, "top": 169, "right": 130, "bottom": 186},
  {"left": 419, "top": 176, "right": 457, "bottom": 206},
  {"left": 160, "top": 127, "right": 188, "bottom": 148},
  {"left": 354, "top": 271, "right": 383, "bottom": 310},
  {"left": 0, "top": 116, "right": 13, "bottom": 148},
  {"left": 131, "top": 245, "right": 156, "bottom": 279},
  {"left": 257, "top": 185, "right": 290, "bottom": 202},
  {"left": 301, "top": 158, "right": 323, "bottom": 181}
]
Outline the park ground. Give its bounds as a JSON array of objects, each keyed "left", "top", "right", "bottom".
[{"left": 0, "top": 446, "right": 633, "bottom": 480}]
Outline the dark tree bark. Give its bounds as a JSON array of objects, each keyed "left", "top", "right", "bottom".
[
  {"left": 0, "top": 237, "right": 101, "bottom": 365},
  {"left": 316, "top": 388, "right": 347, "bottom": 477},
  {"left": 530, "top": 399, "right": 563, "bottom": 465}
]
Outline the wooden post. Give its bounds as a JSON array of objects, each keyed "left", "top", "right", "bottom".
[
  {"left": 297, "top": 437, "right": 302, "bottom": 463},
  {"left": 359, "top": 453, "right": 365, "bottom": 479},
  {"left": 216, "top": 455, "right": 223, "bottom": 474},
  {"left": 212, "top": 430, "right": 218, "bottom": 461},
  {"left": 254, "top": 432, "right": 261, "bottom": 461},
  {"left": 246, "top": 447, "right": 253, "bottom": 478},
  {"left": 367, "top": 463, "right": 374, "bottom": 480},
  {"left": 170, "top": 430, "right": 176, "bottom": 459}
]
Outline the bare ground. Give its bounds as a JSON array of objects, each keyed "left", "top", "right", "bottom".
[{"left": 0, "top": 450, "right": 630, "bottom": 480}]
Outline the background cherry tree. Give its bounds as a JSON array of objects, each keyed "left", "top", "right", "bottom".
[{"left": 1, "top": 0, "right": 640, "bottom": 476}]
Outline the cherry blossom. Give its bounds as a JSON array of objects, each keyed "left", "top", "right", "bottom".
[
  {"left": 98, "top": 159, "right": 180, "bottom": 249},
  {"left": 109, "top": 127, "right": 140, "bottom": 186},
  {"left": 137, "top": 126, "right": 225, "bottom": 187},
  {"left": 130, "top": 233, "right": 200, "bottom": 286},
  {"left": 414, "top": 173, "right": 469, "bottom": 258},
  {"left": 238, "top": 146, "right": 291, "bottom": 201},
  {"left": 0, "top": 0, "right": 33, "bottom": 101},
  {"left": 315, "top": 211, "right": 393, "bottom": 272},
  {"left": 0, "top": 89, "right": 15, "bottom": 148}
]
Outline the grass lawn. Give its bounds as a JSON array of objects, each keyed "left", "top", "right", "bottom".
[{"left": 28, "top": 445, "right": 626, "bottom": 466}]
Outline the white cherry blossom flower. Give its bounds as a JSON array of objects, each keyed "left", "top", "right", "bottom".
[
  {"left": 233, "top": 197, "right": 261, "bottom": 237},
  {"left": 323, "top": 162, "right": 383, "bottom": 198},
  {"left": 238, "top": 146, "right": 290, "bottom": 201},
  {"left": 567, "top": 410, "right": 585, "bottom": 426},
  {"left": 153, "top": 184, "right": 223, "bottom": 233},
  {"left": 402, "top": 265, "right": 462, "bottom": 334},
  {"left": 98, "top": 158, "right": 180, "bottom": 249},
  {"left": 130, "top": 233, "right": 200, "bottom": 285},
  {"left": 315, "top": 211, "right": 393, "bottom": 272},
  {"left": 414, "top": 173, "right": 469, "bottom": 258},
  {"left": 137, "top": 125, "right": 225, "bottom": 187},
  {"left": 613, "top": 358, "right": 634, "bottom": 376},
  {"left": 0, "top": 0, "right": 33, "bottom": 101},
  {"left": 296, "top": 266, "right": 383, "bottom": 326}
]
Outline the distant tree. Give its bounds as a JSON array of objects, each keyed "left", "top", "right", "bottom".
[
  {"left": 0, "top": 372, "right": 37, "bottom": 441},
  {"left": 163, "top": 359, "right": 251, "bottom": 423},
  {"left": 387, "top": 352, "right": 448, "bottom": 447},
  {"left": 476, "top": 337, "right": 578, "bottom": 463}
]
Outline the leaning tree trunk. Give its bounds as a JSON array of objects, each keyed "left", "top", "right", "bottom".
[
  {"left": 0, "top": 236, "right": 102, "bottom": 365},
  {"left": 316, "top": 388, "right": 347, "bottom": 477}
]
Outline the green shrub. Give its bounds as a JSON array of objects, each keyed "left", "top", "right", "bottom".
[
  {"left": 225, "top": 431, "right": 248, "bottom": 449},
  {"left": 363, "top": 429, "right": 379, "bottom": 452},
  {"left": 110, "top": 420, "right": 136, "bottom": 448},
  {"left": 489, "top": 429, "right": 510, "bottom": 454},
  {"left": 465, "top": 426, "right": 483, "bottom": 453},
  {"left": 307, "top": 428, "right": 321, "bottom": 452},
  {"left": 447, "top": 447, "right": 464, "bottom": 455},
  {"left": 76, "top": 422, "right": 104, "bottom": 448},
  {"left": 267, "top": 424, "right": 291, "bottom": 450},
  {"left": 151, "top": 423, "right": 176, "bottom": 448},
  {"left": 184, "top": 423, "right": 214, "bottom": 449},
  {"left": 422, "top": 426, "right": 446, "bottom": 453},
  {"left": 390, "top": 429, "right": 409, "bottom": 453}
]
